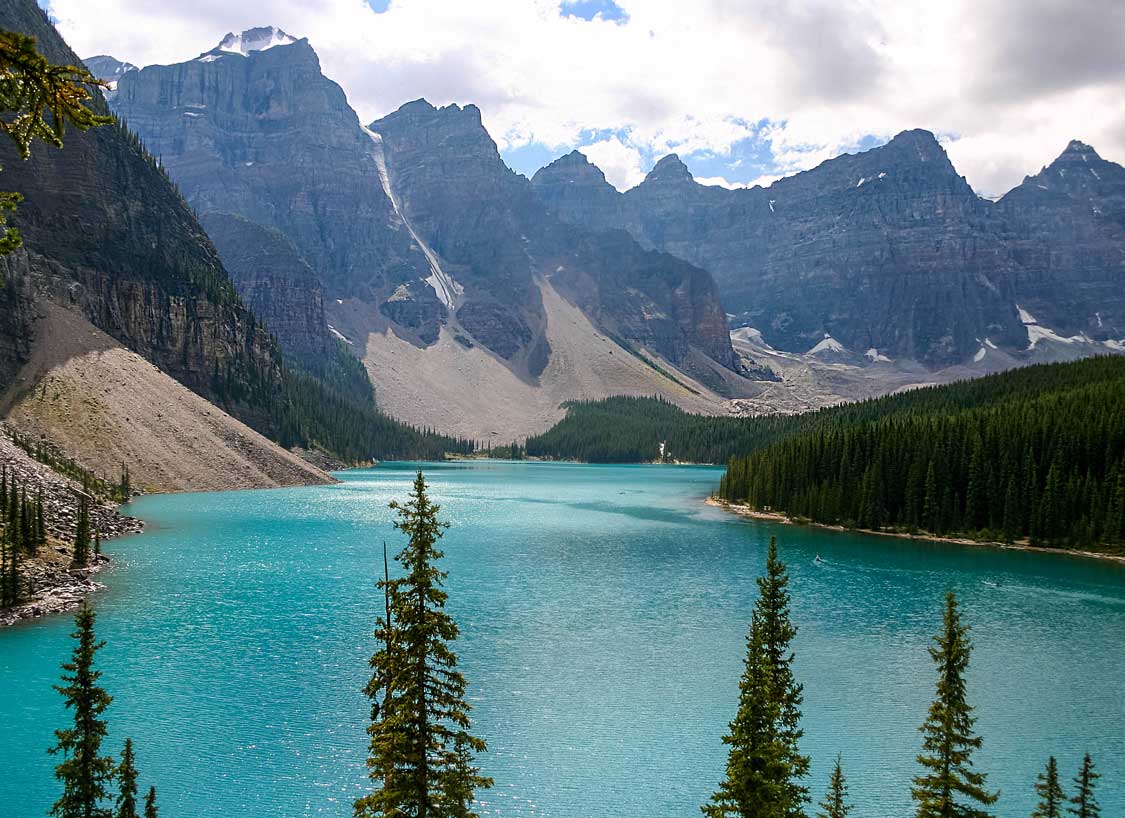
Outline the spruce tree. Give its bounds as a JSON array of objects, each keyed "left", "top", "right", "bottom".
[
  {"left": 49, "top": 604, "right": 116, "bottom": 818},
  {"left": 1, "top": 525, "right": 18, "bottom": 606},
  {"left": 115, "top": 739, "right": 139, "bottom": 818},
  {"left": 912, "top": 592, "right": 998, "bottom": 818},
  {"left": 142, "top": 788, "right": 157, "bottom": 818},
  {"left": 704, "top": 537, "right": 808, "bottom": 818},
  {"left": 1068, "top": 754, "right": 1099, "bottom": 818},
  {"left": 816, "top": 755, "right": 851, "bottom": 818},
  {"left": 73, "top": 496, "right": 90, "bottom": 568},
  {"left": 1032, "top": 757, "right": 1065, "bottom": 818},
  {"left": 704, "top": 628, "right": 789, "bottom": 818},
  {"left": 756, "top": 537, "right": 810, "bottom": 814},
  {"left": 355, "top": 471, "right": 492, "bottom": 818},
  {"left": 37, "top": 488, "right": 47, "bottom": 548}
]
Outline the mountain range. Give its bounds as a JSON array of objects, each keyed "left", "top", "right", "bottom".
[
  {"left": 100, "top": 27, "right": 747, "bottom": 440},
  {"left": 2, "top": 8, "right": 1123, "bottom": 466},
  {"left": 533, "top": 133, "right": 1125, "bottom": 366}
]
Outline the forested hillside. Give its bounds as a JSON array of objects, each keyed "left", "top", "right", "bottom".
[
  {"left": 719, "top": 357, "right": 1125, "bottom": 552},
  {"left": 524, "top": 396, "right": 804, "bottom": 463}
]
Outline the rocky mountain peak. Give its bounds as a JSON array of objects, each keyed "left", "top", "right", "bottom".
[
  {"left": 1014, "top": 139, "right": 1119, "bottom": 198},
  {"left": 214, "top": 26, "right": 299, "bottom": 56},
  {"left": 533, "top": 149, "right": 612, "bottom": 187},
  {"left": 1062, "top": 139, "right": 1100, "bottom": 159},
  {"left": 643, "top": 153, "right": 694, "bottom": 185},
  {"left": 82, "top": 54, "right": 137, "bottom": 84}
]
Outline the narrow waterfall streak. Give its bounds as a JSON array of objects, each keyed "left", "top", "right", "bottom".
[{"left": 363, "top": 126, "right": 463, "bottom": 310}]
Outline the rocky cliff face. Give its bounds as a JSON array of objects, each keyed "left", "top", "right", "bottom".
[
  {"left": 108, "top": 29, "right": 436, "bottom": 360},
  {"left": 99, "top": 29, "right": 741, "bottom": 396},
  {"left": 0, "top": 1, "right": 286, "bottom": 433},
  {"left": 82, "top": 54, "right": 136, "bottom": 101},
  {"left": 993, "top": 140, "right": 1125, "bottom": 340},
  {"left": 535, "top": 131, "right": 1036, "bottom": 365},
  {"left": 197, "top": 211, "right": 349, "bottom": 382},
  {"left": 371, "top": 100, "right": 740, "bottom": 388}
]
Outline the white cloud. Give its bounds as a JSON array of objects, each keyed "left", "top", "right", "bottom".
[
  {"left": 45, "top": 0, "right": 1125, "bottom": 197},
  {"left": 576, "top": 136, "right": 645, "bottom": 191},
  {"left": 695, "top": 176, "right": 746, "bottom": 190}
]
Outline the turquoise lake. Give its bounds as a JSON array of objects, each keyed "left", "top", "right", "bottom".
[{"left": 1, "top": 461, "right": 1123, "bottom": 818}]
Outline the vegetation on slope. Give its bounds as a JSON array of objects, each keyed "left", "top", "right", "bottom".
[
  {"left": 524, "top": 395, "right": 807, "bottom": 463},
  {"left": 277, "top": 370, "right": 474, "bottom": 462},
  {"left": 719, "top": 357, "right": 1125, "bottom": 552}
]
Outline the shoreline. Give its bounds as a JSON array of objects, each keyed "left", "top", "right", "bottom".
[
  {"left": 0, "top": 552, "right": 114, "bottom": 628},
  {"left": 706, "top": 497, "right": 1125, "bottom": 565}
]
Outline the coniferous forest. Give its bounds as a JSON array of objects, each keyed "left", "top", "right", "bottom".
[{"left": 719, "top": 357, "right": 1125, "bottom": 553}]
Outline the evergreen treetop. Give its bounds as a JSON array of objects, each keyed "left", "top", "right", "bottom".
[
  {"left": 1032, "top": 757, "right": 1065, "bottom": 818},
  {"left": 49, "top": 603, "right": 116, "bottom": 818},
  {"left": 704, "top": 536, "right": 809, "bottom": 818},
  {"left": 816, "top": 755, "right": 851, "bottom": 818},
  {"left": 1068, "top": 754, "right": 1100, "bottom": 818},
  {"left": 115, "top": 738, "right": 139, "bottom": 818},
  {"left": 912, "top": 592, "right": 998, "bottom": 818},
  {"left": 355, "top": 471, "right": 491, "bottom": 818}
]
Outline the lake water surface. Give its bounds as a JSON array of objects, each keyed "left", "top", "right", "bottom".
[{"left": 1, "top": 461, "right": 1123, "bottom": 818}]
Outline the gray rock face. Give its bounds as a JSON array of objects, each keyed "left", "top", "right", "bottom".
[
  {"left": 83, "top": 54, "right": 138, "bottom": 81},
  {"left": 993, "top": 140, "right": 1125, "bottom": 339},
  {"left": 198, "top": 211, "right": 348, "bottom": 378},
  {"left": 102, "top": 30, "right": 739, "bottom": 389},
  {"left": 0, "top": 2, "right": 292, "bottom": 434},
  {"left": 109, "top": 30, "right": 436, "bottom": 352},
  {"left": 371, "top": 100, "right": 740, "bottom": 387},
  {"left": 535, "top": 131, "right": 1037, "bottom": 365}
]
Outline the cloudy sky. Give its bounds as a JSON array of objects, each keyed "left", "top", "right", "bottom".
[{"left": 41, "top": 0, "right": 1125, "bottom": 195}]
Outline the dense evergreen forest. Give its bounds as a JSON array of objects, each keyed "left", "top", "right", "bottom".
[
  {"left": 524, "top": 396, "right": 810, "bottom": 463},
  {"left": 276, "top": 368, "right": 475, "bottom": 462},
  {"left": 719, "top": 357, "right": 1125, "bottom": 552}
]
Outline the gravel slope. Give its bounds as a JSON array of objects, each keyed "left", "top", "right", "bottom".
[
  {"left": 2, "top": 304, "right": 332, "bottom": 492},
  {"left": 358, "top": 279, "right": 729, "bottom": 443}
]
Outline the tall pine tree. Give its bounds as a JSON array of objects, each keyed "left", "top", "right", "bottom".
[
  {"left": 704, "top": 537, "right": 809, "bottom": 818},
  {"left": 355, "top": 472, "right": 492, "bottom": 818},
  {"left": 115, "top": 738, "right": 139, "bottom": 818},
  {"left": 912, "top": 592, "right": 998, "bottom": 818},
  {"left": 142, "top": 788, "right": 157, "bottom": 818},
  {"left": 1031, "top": 757, "right": 1065, "bottom": 818},
  {"left": 1069, "top": 754, "right": 1099, "bottom": 818},
  {"left": 73, "top": 495, "right": 90, "bottom": 568},
  {"left": 816, "top": 755, "right": 851, "bottom": 818},
  {"left": 49, "top": 603, "right": 116, "bottom": 818}
]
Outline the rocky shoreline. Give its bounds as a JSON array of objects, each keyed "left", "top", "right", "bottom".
[
  {"left": 0, "top": 554, "right": 112, "bottom": 627},
  {"left": 0, "top": 425, "right": 144, "bottom": 627},
  {"left": 706, "top": 497, "right": 1125, "bottom": 565}
]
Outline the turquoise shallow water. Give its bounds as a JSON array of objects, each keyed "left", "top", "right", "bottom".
[{"left": 1, "top": 461, "right": 1123, "bottom": 818}]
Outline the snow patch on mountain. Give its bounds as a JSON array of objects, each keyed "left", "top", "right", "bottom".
[
  {"left": 808, "top": 334, "right": 845, "bottom": 355},
  {"left": 216, "top": 27, "right": 298, "bottom": 56}
]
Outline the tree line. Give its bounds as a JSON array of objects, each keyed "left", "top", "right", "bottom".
[
  {"left": 720, "top": 357, "right": 1125, "bottom": 552},
  {"left": 36, "top": 478, "right": 1108, "bottom": 818},
  {"left": 524, "top": 395, "right": 812, "bottom": 463},
  {"left": 1, "top": 463, "right": 103, "bottom": 609},
  {"left": 1, "top": 463, "right": 46, "bottom": 606}
]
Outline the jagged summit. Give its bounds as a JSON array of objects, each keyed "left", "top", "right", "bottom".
[
  {"left": 83, "top": 54, "right": 137, "bottom": 83},
  {"left": 212, "top": 26, "right": 299, "bottom": 56},
  {"left": 643, "top": 153, "right": 693, "bottom": 185},
  {"left": 533, "top": 149, "right": 611, "bottom": 185},
  {"left": 1063, "top": 139, "right": 1100, "bottom": 158}
]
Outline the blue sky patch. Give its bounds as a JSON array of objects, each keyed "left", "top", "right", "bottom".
[{"left": 560, "top": 0, "right": 628, "bottom": 24}]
